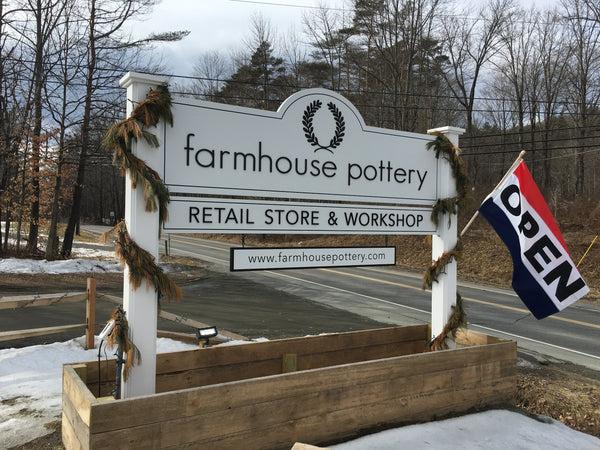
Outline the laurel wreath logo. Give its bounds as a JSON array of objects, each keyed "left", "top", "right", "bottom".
[{"left": 302, "top": 100, "right": 345, "bottom": 153}]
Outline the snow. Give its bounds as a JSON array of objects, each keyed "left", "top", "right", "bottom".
[
  {"left": 0, "top": 336, "right": 198, "bottom": 448},
  {"left": 0, "top": 256, "right": 122, "bottom": 274},
  {"left": 333, "top": 409, "right": 600, "bottom": 450},
  {"left": 0, "top": 240, "right": 121, "bottom": 274},
  {"left": 0, "top": 253, "right": 599, "bottom": 448}
]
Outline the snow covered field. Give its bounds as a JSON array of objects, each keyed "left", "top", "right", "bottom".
[{"left": 1, "top": 253, "right": 599, "bottom": 449}]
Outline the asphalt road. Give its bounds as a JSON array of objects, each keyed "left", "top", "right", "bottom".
[
  {"left": 163, "top": 232, "right": 600, "bottom": 371},
  {"left": 4, "top": 225, "right": 599, "bottom": 371}
]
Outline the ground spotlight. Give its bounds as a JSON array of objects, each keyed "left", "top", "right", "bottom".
[{"left": 196, "top": 326, "right": 218, "bottom": 348}]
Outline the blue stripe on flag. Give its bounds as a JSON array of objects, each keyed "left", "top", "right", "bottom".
[{"left": 479, "top": 198, "right": 559, "bottom": 319}]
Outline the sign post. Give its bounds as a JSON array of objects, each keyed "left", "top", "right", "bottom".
[
  {"left": 119, "top": 72, "right": 169, "bottom": 398},
  {"left": 427, "top": 126, "right": 465, "bottom": 340}
]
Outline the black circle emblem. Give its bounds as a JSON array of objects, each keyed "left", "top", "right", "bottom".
[{"left": 302, "top": 100, "right": 345, "bottom": 153}]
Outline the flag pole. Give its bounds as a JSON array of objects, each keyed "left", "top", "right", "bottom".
[
  {"left": 577, "top": 234, "right": 598, "bottom": 268},
  {"left": 460, "top": 150, "right": 526, "bottom": 238}
]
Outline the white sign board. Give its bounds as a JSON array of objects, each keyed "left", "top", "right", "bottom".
[
  {"left": 230, "top": 246, "right": 396, "bottom": 271},
  {"left": 163, "top": 89, "right": 441, "bottom": 205},
  {"left": 164, "top": 197, "right": 435, "bottom": 235}
]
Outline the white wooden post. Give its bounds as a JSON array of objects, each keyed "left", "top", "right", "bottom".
[
  {"left": 119, "top": 72, "right": 169, "bottom": 398},
  {"left": 427, "top": 126, "right": 465, "bottom": 341}
]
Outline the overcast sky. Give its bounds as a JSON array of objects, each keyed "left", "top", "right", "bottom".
[
  {"left": 133, "top": 0, "right": 347, "bottom": 75},
  {"left": 133, "top": 0, "right": 560, "bottom": 76}
]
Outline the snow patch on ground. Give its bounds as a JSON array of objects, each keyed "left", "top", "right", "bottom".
[
  {"left": 0, "top": 336, "right": 198, "bottom": 448},
  {"left": 0, "top": 257, "right": 122, "bottom": 274}
]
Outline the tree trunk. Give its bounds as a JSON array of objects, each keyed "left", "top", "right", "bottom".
[{"left": 62, "top": 0, "right": 97, "bottom": 257}]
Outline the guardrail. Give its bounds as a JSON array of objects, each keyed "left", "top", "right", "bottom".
[
  {"left": 0, "top": 278, "right": 246, "bottom": 349},
  {"left": 0, "top": 279, "right": 98, "bottom": 349}
]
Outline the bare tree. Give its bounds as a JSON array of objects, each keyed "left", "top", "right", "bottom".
[
  {"left": 495, "top": 6, "right": 537, "bottom": 150},
  {"left": 10, "top": 0, "right": 66, "bottom": 253},
  {"left": 561, "top": 0, "right": 600, "bottom": 197},
  {"left": 61, "top": 0, "right": 187, "bottom": 257},
  {"left": 44, "top": 0, "right": 84, "bottom": 259},
  {"left": 191, "top": 51, "right": 230, "bottom": 100},
  {"left": 537, "top": 9, "right": 571, "bottom": 190},
  {"left": 439, "top": 0, "right": 514, "bottom": 134},
  {"left": 303, "top": 2, "right": 347, "bottom": 90}
]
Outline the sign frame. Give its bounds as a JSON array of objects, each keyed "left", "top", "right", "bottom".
[
  {"left": 164, "top": 196, "right": 436, "bottom": 235},
  {"left": 230, "top": 246, "right": 396, "bottom": 271},
  {"left": 118, "top": 72, "right": 464, "bottom": 399}
]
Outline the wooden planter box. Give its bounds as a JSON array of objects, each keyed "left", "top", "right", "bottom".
[{"left": 62, "top": 325, "right": 516, "bottom": 449}]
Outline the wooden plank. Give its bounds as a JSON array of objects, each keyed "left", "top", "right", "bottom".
[
  {"left": 154, "top": 339, "right": 425, "bottom": 393},
  {"left": 292, "top": 444, "right": 330, "bottom": 450},
  {"left": 297, "top": 340, "right": 425, "bottom": 371},
  {"left": 0, "top": 323, "right": 86, "bottom": 341},
  {"left": 456, "top": 329, "right": 505, "bottom": 346},
  {"left": 86, "top": 279, "right": 96, "bottom": 350},
  {"left": 157, "top": 330, "right": 198, "bottom": 344},
  {"left": 0, "top": 292, "right": 87, "bottom": 309},
  {"left": 81, "top": 332, "right": 515, "bottom": 449},
  {"left": 89, "top": 341, "right": 515, "bottom": 434},
  {"left": 98, "top": 293, "right": 249, "bottom": 342},
  {"left": 90, "top": 354, "right": 425, "bottom": 433},
  {"left": 90, "top": 372, "right": 424, "bottom": 448},
  {"left": 155, "top": 325, "right": 428, "bottom": 375},
  {"left": 155, "top": 358, "right": 280, "bottom": 393},
  {"left": 90, "top": 372, "right": 515, "bottom": 449},
  {"left": 85, "top": 328, "right": 425, "bottom": 387},
  {"left": 190, "top": 377, "right": 516, "bottom": 450},
  {"left": 157, "top": 309, "right": 248, "bottom": 341},
  {"left": 62, "top": 411, "right": 85, "bottom": 450},
  {"left": 62, "top": 393, "right": 90, "bottom": 450},
  {"left": 63, "top": 365, "right": 96, "bottom": 427},
  {"left": 72, "top": 364, "right": 88, "bottom": 384}
]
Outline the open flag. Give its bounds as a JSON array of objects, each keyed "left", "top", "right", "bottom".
[{"left": 478, "top": 161, "right": 588, "bottom": 319}]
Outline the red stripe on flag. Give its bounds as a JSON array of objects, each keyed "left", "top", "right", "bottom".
[{"left": 514, "top": 162, "right": 569, "bottom": 254}]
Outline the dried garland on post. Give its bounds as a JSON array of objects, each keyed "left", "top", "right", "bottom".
[
  {"left": 427, "top": 293, "right": 467, "bottom": 351},
  {"left": 105, "top": 306, "right": 140, "bottom": 382},
  {"left": 100, "top": 221, "right": 183, "bottom": 303},
  {"left": 422, "top": 238, "right": 463, "bottom": 289},
  {"left": 102, "top": 85, "right": 173, "bottom": 227},
  {"left": 423, "top": 132, "right": 470, "bottom": 351},
  {"left": 427, "top": 133, "right": 470, "bottom": 228},
  {"left": 100, "top": 84, "right": 182, "bottom": 373}
]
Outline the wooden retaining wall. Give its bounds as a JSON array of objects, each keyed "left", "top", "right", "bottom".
[{"left": 62, "top": 325, "right": 517, "bottom": 449}]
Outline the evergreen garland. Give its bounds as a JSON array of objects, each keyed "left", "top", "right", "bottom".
[
  {"left": 423, "top": 132, "right": 471, "bottom": 350},
  {"left": 102, "top": 85, "right": 173, "bottom": 227},
  {"left": 426, "top": 132, "right": 470, "bottom": 227},
  {"left": 426, "top": 293, "right": 467, "bottom": 351},
  {"left": 101, "top": 221, "right": 183, "bottom": 303},
  {"left": 105, "top": 306, "right": 141, "bottom": 382},
  {"left": 422, "top": 238, "right": 463, "bottom": 289}
]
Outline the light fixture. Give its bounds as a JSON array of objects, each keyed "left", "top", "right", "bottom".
[{"left": 196, "top": 326, "right": 218, "bottom": 348}]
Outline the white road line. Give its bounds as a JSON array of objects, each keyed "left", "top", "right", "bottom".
[
  {"left": 265, "top": 270, "right": 429, "bottom": 316},
  {"left": 471, "top": 323, "right": 600, "bottom": 361}
]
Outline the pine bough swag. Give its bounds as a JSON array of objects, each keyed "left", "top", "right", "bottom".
[
  {"left": 101, "top": 221, "right": 183, "bottom": 303},
  {"left": 102, "top": 85, "right": 173, "bottom": 227},
  {"left": 105, "top": 306, "right": 140, "bottom": 382},
  {"left": 423, "top": 133, "right": 470, "bottom": 351}
]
